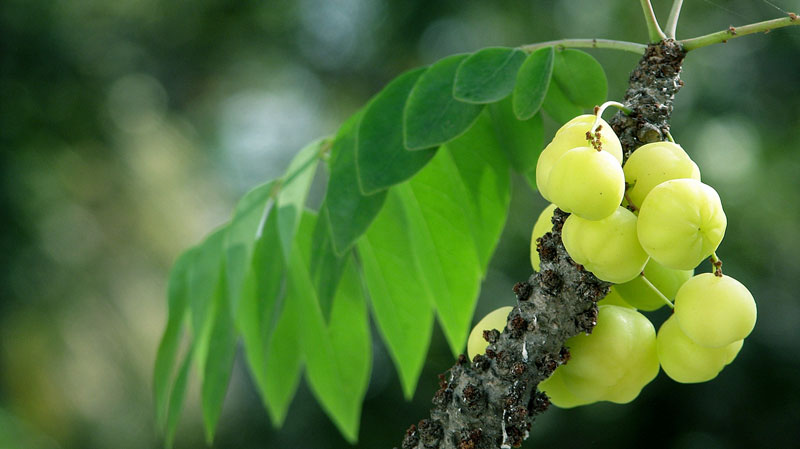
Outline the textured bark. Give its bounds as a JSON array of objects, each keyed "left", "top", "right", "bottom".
[{"left": 398, "top": 40, "right": 686, "bottom": 449}]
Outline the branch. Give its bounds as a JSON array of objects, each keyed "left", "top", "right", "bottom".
[
  {"left": 399, "top": 40, "right": 687, "bottom": 449},
  {"left": 681, "top": 14, "right": 800, "bottom": 51},
  {"left": 665, "top": 0, "right": 683, "bottom": 39},
  {"left": 640, "top": 0, "right": 667, "bottom": 42},
  {"left": 520, "top": 39, "right": 647, "bottom": 55}
]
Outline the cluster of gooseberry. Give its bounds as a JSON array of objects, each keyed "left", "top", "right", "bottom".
[{"left": 468, "top": 106, "right": 756, "bottom": 409}]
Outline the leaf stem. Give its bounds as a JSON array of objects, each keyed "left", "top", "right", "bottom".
[
  {"left": 520, "top": 39, "right": 647, "bottom": 55},
  {"left": 640, "top": 0, "right": 667, "bottom": 42},
  {"left": 681, "top": 14, "right": 800, "bottom": 51},
  {"left": 640, "top": 274, "right": 674, "bottom": 309},
  {"left": 665, "top": 0, "right": 684, "bottom": 38}
]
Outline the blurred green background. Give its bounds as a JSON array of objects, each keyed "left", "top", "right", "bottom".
[{"left": 2, "top": 0, "right": 799, "bottom": 448}]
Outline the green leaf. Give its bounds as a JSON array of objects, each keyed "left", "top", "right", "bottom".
[
  {"left": 310, "top": 208, "right": 348, "bottom": 319},
  {"left": 276, "top": 139, "right": 322, "bottom": 261},
  {"left": 356, "top": 67, "right": 437, "bottom": 194},
  {"left": 225, "top": 181, "right": 277, "bottom": 311},
  {"left": 236, "top": 210, "right": 291, "bottom": 425},
  {"left": 488, "top": 96, "right": 544, "bottom": 189},
  {"left": 404, "top": 54, "right": 485, "bottom": 150},
  {"left": 512, "top": 47, "right": 554, "bottom": 120},
  {"left": 327, "top": 110, "right": 388, "bottom": 252},
  {"left": 445, "top": 112, "right": 511, "bottom": 273},
  {"left": 262, "top": 284, "right": 304, "bottom": 426},
  {"left": 453, "top": 47, "right": 526, "bottom": 104},
  {"left": 397, "top": 154, "right": 483, "bottom": 355},
  {"left": 552, "top": 48, "right": 607, "bottom": 108},
  {"left": 357, "top": 191, "right": 435, "bottom": 399},
  {"left": 201, "top": 266, "right": 236, "bottom": 444},
  {"left": 165, "top": 346, "right": 193, "bottom": 449},
  {"left": 542, "top": 78, "right": 584, "bottom": 124},
  {"left": 187, "top": 227, "right": 227, "bottom": 376},
  {"left": 154, "top": 249, "right": 192, "bottom": 430},
  {"left": 290, "top": 212, "right": 371, "bottom": 442}
]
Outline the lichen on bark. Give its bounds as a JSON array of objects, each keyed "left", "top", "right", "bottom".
[{"left": 398, "top": 40, "right": 686, "bottom": 449}]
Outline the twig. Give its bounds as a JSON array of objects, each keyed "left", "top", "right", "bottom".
[
  {"left": 520, "top": 39, "right": 647, "bottom": 55},
  {"left": 640, "top": 0, "right": 667, "bottom": 42},
  {"left": 681, "top": 14, "right": 800, "bottom": 51},
  {"left": 665, "top": 0, "right": 684, "bottom": 38}
]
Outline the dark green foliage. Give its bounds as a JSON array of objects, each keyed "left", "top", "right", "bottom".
[
  {"left": 513, "top": 47, "right": 554, "bottom": 120},
  {"left": 403, "top": 54, "right": 485, "bottom": 150},
  {"left": 453, "top": 47, "right": 527, "bottom": 103},
  {"left": 355, "top": 68, "right": 437, "bottom": 195}
]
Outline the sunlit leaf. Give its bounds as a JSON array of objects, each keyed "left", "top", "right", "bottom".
[
  {"left": 396, "top": 155, "right": 483, "bottom": 355},
  {"left": 357, "top": 191, "right": 435, "bottom": 398},
  {"left": 453, "top": 47, "right": 526, "bottom": 103},
  {"left": 276, "top": 139, "right": 322, "bottom": 261},
  {"left": 165, "top": 346, "right": 193, "bottom": 449},
  {"left": 225, "top": 181, "right": 277, "bottom": 311},
  {"left": 309, "top": 208, "right": 347, "bottom": 318},
  {"left": 289, "top": 212, "right": 371, "bottom": 442},
  {"left": 356, "top": 67, "right": 437, "bottom": 194},
  {"left": 512, "top": 46, "right": 554, "bottom": 120},
  {"left": 404, "top": 54, "right": 485, "bottom": 150},
  {"left": 154, "top": 249, "right": 193, "bottom": 430},
  {"left": 262, "top": 290, "right": 304, "bottom": 426},
  {"left": 201, "top": 267, "right": 236, "bottom": 444},
  {"left": 445, "top": 112, "right": 511, "bottom": 273},
  {"left": 187, "top": 227, "right": 227, "bottom": 377},
  {"left": 236, "top": 211, "right": 290, "bottom": 425}
]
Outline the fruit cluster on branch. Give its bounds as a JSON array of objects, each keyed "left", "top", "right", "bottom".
[{"left": 399, "top": 40, "right": 688, "bottom": 449}]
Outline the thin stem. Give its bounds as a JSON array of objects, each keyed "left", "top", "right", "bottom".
[
  {"left": 681, "top": 14, "right": 800, "bottom": 51},
  {"left": 640, "top": 0, "right": 667, "bottom": 42},
  {"left": 665, "top": 0, "right": 684, "bottom": 38},
  {"left": 592, "top": 101, "right": 631, "bottom": 132},
  {"left": 624, "top": 191, "right": 638, "bottom": 212},
  {"left": 520, "top": 39, "right": 647, "bottom": 55},
  {"left": 640, "top": 274, "right": 674, "bottom": 309},
  {"left": 710, "top": 252, "right": 724, "bottom": 277},
  {"left": 665, "top": 130, "right": 675, "bottom": 143},
  {"left": 587, "top": 101, "right": 631, "bottom": 150}
]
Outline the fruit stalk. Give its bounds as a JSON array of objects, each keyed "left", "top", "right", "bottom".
[{"left": 398, "top": 40, "right": 685, "bottom": 449}]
